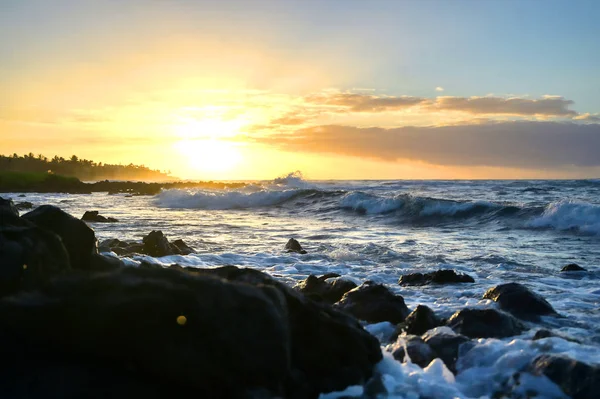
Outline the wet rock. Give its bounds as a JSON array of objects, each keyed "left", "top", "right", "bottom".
[
  {"left": 82, "top": 210, "right": 118, "bottom": 223},
  {"left": 0, "top": 224, "right": 71, "bottom": 295},
  {"left": 15, "top": 201, "right": 33, "bottom": 210},
  {"left": 530, "top": 355, "right": 600, "bottom": 399},
  {"left": 483, "top": 282, "right": 557, "bottom": 320},
  {"left": 561, "top": 263, "right": 587, "bottom": 272},
  {"left": 22, "top": 205, "right": 97, "bottom": 270},
  {"left": 141, "top": 231, "right": 194, "bottom": 257},
  {"left": 90, "top": 253, "right": 125, "bottom": 271},
  {"left": 395, "top": 305, "right": 443, "bottom": 337},
  {"left": 389, "top": 335, "right": 436, "bottom": 368},
  {"left": 171, "top": 239, "right": 194, "bottom": 255},
  {"left": 447, "top": 308, "right": 526, "bottom": 339},
  {"left": 185, "top": 266, "right": 383, "bottom": 396},
  {"left": 0, "top": 196, "right": 22, "bottom": 227},
  {"left": 142, "top": 230, "right": 174, "bottom": 257},
  {"left": 398, "top": 269, "right": 474, "bottom": 286},
  {"left": 0, "top": 267, "right": 292, "bottom": 398},
  {"left": 285, "top": 238, "right": 307, "bottom": 254},
  {"left": 294, "top": 274, "right": 357, "bottom": 304},
  {"left": 422, "top": 329, "right": 469, "bottom": 374},
  {"left": 0, "top": 197, "right": 18, "bottom": 218},
  {"left": 334, "top": 281, "right": 410, "bottom": 324}
]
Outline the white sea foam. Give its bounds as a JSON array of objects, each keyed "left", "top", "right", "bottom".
[{"left": 528, "top": 200, "right": 600, "bottom": 235}]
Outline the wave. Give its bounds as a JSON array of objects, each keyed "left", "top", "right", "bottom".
[
  {"left": 155, "top": 188, "right": 312, "bottom": 210},
  {"left": 528, "top": 200, "right": 600, "bottom": 235},
  {"left": 339, "top": 192, "right": 507, "bottom": 220},
  {"left": 271, "top": 171, "right": 312, "bottom": 189}
]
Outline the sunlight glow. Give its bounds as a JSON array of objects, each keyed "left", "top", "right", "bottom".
[{"left": 173, "top": 138, "right": 243, "bottom": 177}]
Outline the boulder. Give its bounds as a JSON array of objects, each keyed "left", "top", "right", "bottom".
[
  {"left": 99, "top": 238, "right": 144, "bottom": 256},
  {"left": 334, "top": 281, "right": 410, "bottom": 324},
  {"left": 561, "top": 263, "right": 587, "bottom": 272},
  {"left": 294, "top": 274, "right": 357, "bottom": 304},
  {"left": 285, "top": 238, "right": 307, "bottom": 254},
  {"left": 395, "top": 305, "right": 442, "bottom": 337},
  {"left": 389, "top": 335, "right": 436, "bottom": 368},
  {"left": 530, "top": 355, "right": 600, "bottom": 399},
  {"left": 81, "top": 211, "right": 118, "bottom": 223},
  {"left": 422, "top": 329, "right": 469, "bottom": 374},
  {"left": 90, "top": 253, "right": 125, "bottom": 271},
  {"left": 0, "top": 224, "right": 70, "bottom": 296},
  {"left": 532, "top": 329, "right": 581, "bottom": 343},
  {"left": 177, "top": 265, "right": 383, "bottom": 396},
  {"left": 22, "top": 205, "right": 97, "bottom": 270},
  {"left": 398, "top": 269, "right": 474, "bottom": 286},
  {"left": 0, "top": 197, "right": 18, "bottom": 217},
  {"left": 446, "top": 308, "right": 526, "bottom": 339},
  {"left": 483, "top": 282, "right": 557, "bottom": 320},
  {"left": 142, "top": 230, "right": 174, "bottom": 257},
  {"left": 0, "top": 267, "right": 292, "bottom": 398},
  {"left": 0, "top": 196, "right": 22, "bottom": 226}
]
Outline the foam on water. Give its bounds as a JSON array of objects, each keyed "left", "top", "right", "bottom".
[{"left": 528, "top": 200, "right": 600, "bottom": 235}]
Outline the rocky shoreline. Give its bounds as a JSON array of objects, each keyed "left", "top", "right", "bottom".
[{"left": 1, "top": 196, "right": 598, "bottom": 398}]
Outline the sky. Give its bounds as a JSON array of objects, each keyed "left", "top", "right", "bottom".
[{"left": 1, "top": 0, "right": 599, "bottom": 180}]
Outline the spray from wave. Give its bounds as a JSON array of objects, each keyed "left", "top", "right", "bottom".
[{"left": 528, "top": 200, "right": 600, "bottom": 235}]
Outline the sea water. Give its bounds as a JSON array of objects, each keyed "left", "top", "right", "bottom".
[{"left": 9, "top": 175, "right": 600, "bottom": 398}]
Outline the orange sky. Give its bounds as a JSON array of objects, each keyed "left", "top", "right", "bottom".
[{"left": 2, "top": 1, "right": 599, "bottom": 180}]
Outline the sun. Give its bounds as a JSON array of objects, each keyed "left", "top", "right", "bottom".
[{"left": 170, "top": 118, "right": 245, "bottom": 178}]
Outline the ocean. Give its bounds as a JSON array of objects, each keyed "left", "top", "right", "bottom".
[{"left": 11, "top": 176, "right": 600, "bottom": 398}]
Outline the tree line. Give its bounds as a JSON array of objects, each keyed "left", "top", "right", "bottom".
[{"left": 0, "top": 153, "right": 174, "bottom": 181}]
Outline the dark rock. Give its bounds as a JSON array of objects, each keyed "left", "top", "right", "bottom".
[
  {"left": 422, "top": 330, "right": 469, "bottom": 374},
  {"left": 0, "top": 224, "right": 70, "bottom": 296},
  {"left": 0, "top": 196, "right": 21, "bottom": 226},
  {"left": 530, "top": 355, "right": 600, "bottom": 399},
  {"left": 285, "top": 238, "right": 307, "bottom": 254},
  {"left": 294, "top": 274, "right": 357, "bottom": 304},
  {"left": 398, "top": 269, "right": 474, "bottom": 286},
  {"left": 561, "top": 263, "right": 587, "bottom": 272},
  {"left": 181, "top": 265, "right": 383, "bottom": 395},
  {"left": 81, "top": 210, "right": 118, "bottom": 223},
  {"left": 334, "top": 281, "right": 410, "bottom": 324},
  {"left": 15, "top": 201, "right": 33, "bottom": 210},
  {"left": 90, "top": 253, "right": 125, "bottom": 271},
  {"left": 0, "top": 267, "right": 292, "bottom": 398},
  {"left": 389, "top": 335, "right": 436, "bottom": 368},
  {"left": 0, "top": 197, "right": 18, "bottom": 217},
  {"left": 22, "top": 205, "right": 97, "bottom": 270},
  {"left": 395, "top": 305, "right": 442, "bottom": 337},
  {"left": 171, "top": 239, "right": 194, "bottom": 255},
  {"left": 446, "top": 308, "right": 527, "bottom": 339},
  {"left": 142, "top": 230, "right": 174, "bottom": 257},
  {"left": 18, "top": 194, "right": 26, "bottom": 197},
  {"left": 483, "top": 282, "right": 557, "bottom": 320}
]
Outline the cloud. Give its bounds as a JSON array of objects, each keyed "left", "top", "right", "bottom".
[
  {"left": 435, "top": 87, "right": 444, "bottom": 92},
  {"left": 573, "top": 113, "right": 600, "bottom": 122},
  {"left": 255, "top": 121, "right": 600, "bottom": 168},
  {"left": 300, "top": 92, "right": 580, "bottom": 118},
  {"left": 433, "top": 96, "right": 576, "bottom": 116},
  {"left": 304, "top": 93, "right": 426, "bottom": 112}
]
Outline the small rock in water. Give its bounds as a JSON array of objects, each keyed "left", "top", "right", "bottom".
[
  {"left": 483, "top": 282, "right": 557, "bottom": 320},
  {"left": 532, "top": 329, "right": 581, "bottom": 343},
  {"left": 422, "top": 329, "right": 469, "bottom": 374},
  {"left": 398, "top": 269, "right": 474, "bottom": 286},
  {"left": 395, "top": 305, "right": 442, "bottom": 337},
  {"left": 446, "top": 308, "right": 527, "bottom": 339},
  {"left": 530, "top": 354, "right": 600, "bottom": 399},
  {"left": 285, "top": 238, "right": 306, "bottom": 254},
  {"left": 294, "top": 274, "right": 357, "bottom": 304},
  {"left": 389, "top": 335, "right": 436, "bottom": 368},
  {"left": 561, "top": 263, "right": 587, "bottom": 272},
  {"left": 142, "top": 230, "right": 175, "bottom": 257},
  {"left": 15, "top": 201, "right": 33, "bottom": 211},
  {"left": 170, "top": 239, "right": 194, "bottom": 255},
  {"left": 334, "top": 281, "right": 410, "bottom": 324},
  {"left": 81, "top": 210, "right": 118, "bottom": 223}
]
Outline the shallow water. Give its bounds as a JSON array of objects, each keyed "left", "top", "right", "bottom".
[{"left": 8, "top": 177, "right": 600, "bottom": 398}]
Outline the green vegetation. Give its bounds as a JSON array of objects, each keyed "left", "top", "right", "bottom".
[{"left": 0, "top": 153, "right": 173, "bottom": 182}]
